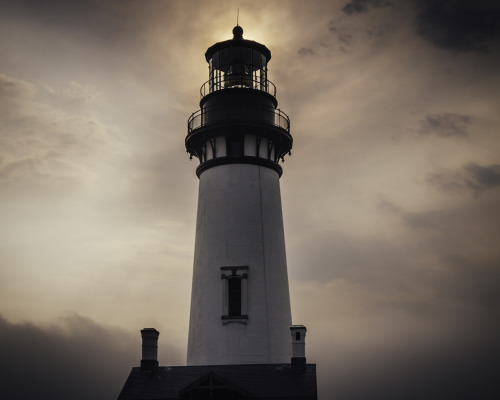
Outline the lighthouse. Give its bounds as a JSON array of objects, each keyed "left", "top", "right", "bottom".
[
  {"left": 186, "top": 25, "right": 293, "bottom": 365},
  {"left": 118, "top": 26, "right": 317, "bottom": 400}
]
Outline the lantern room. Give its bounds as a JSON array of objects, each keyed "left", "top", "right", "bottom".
[{"left": 202, "top": 25, "right": 273, "bottom": 96}]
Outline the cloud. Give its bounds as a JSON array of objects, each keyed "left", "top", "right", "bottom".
[
  {"left": 342, "top": 0, "right": 393, "bottom": 15},
  {"left": 0, "top": 72, "right": 36, "bottom": 98},
  {"left": 414, "top": 0, "right": 500, "bottom": 52},
  {"left": 0, "top": 314, "right": 140, "bottom": 400},
  {"left": 293, "top": 189, "right": 500, "bottom": 399},
  {"left": 418, "top": 113, "right": 471, "bottom": 137},
  {"left": 61, "top": 81, "right": 105, "bottom": 104},
  {"left": 401, "top": 191, "right": 500, "bottom": 312},
  {"left": 427, "top": 162, "right": 500, "bottom": 195},
  {"left": 328, "top": 1, "right": 396, "bottom": 53},
  {"left": 293, "top": 227, "right": 500, "bottom": 399},
  {"left": 319, "top": 324, "right": 500, "bottom": 400},
  {"left": 465, "top": 163, "right": 500, "bottom": 189},
  {"left": 2, "top": 0, "right": 142, "bottom": 44},
  {"left": 297, "top": 47, "right": 314, "bottom": 56},
  {"left": 288, "top": 230, "right": 417, "bottom": 291},
  {"left": 338, "top": 32, "right": 354, "bottom": 45},
  {"left": 0, "top": 72, "right": 120, "bottom": 190},
  {"left": 327, "top": 20, "right": 356, "bottom": 51}
]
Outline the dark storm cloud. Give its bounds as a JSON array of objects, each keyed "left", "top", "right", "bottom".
[
  {"left": 295, "top": 207, "right": 500, "bottom": 399},
  {"left": 465, "top": 163, "right": 500, "bottom": 189},
  {"left": 441, "top": 253, "right": 500, "bottom": 310},
  {"left": 342, "top": 0, "right": 393, "bottom": 15},
  {"left": 0, "top": 314, "right": 139, "bottom": 400},
  {"left": 290, "top": 217, "right": 500, "bottom": 312},
  {"left": 300, "top": 196, "right": 500, "bottom": 399},
  {"left": 338, "top": 33, "right": 354, "bottom": 45},
  {"left": 403, "top": 193, "right": 500, "bottom": 311},
  {"left": 427, "top": 162, "right": 500, "bottom": 194},
  {"left": 414, "top": 0, "right": 500, "bottom": 52},
  {"left": 2, "top": 0, "right": 133, "bottom": 35},
  {"left": 418, "top": 113, "right": 471, "bottom": 137},
  {"left": 289, "top": 231, "right": 416, "bottom": 290},
  {"left": 0, "top": 0, "right": 175, "bottom": 53},
  {"left": 297, "top": 47, "right": 314, "bottom": 56},
  {"left": 327, "top": 20, "right": 355, "bottom": 51},
  {"left": 322, "top": 324, "right": 500, "bottom": 400}
]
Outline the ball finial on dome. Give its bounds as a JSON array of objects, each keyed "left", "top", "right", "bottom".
[{"left": 233, "top": 25, "right": 243, "bottom": 39}]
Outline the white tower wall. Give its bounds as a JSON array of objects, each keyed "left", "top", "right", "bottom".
[{"left": 187, "top": 163, "right": 292, "bottom": 365}]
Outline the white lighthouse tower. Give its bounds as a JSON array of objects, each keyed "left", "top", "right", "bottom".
[
  {"left": 186, "top": 25, "right": 294, "bottom": 365},
  {"left": 118, "top": 25, "right": 317, "bottom": 400}
]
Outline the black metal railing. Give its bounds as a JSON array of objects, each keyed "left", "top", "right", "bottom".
[
  {"left": 187, "top": 105, "right": 290, "bottom": 135},
  {"left": 200, "top": 76, "right": 277, "bottom": 98}
]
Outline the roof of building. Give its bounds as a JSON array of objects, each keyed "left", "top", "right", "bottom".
[{"left": 118, "top": 363, "right": 317, "bottom": 399}]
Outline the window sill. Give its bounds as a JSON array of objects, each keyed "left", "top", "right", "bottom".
[{"left": 221, "top": 315, "right": 248, "bottom": 325}]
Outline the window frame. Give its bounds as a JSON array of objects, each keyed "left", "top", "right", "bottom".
[{"left": 221, "top": 266, "right": 248, "bottom": 325}]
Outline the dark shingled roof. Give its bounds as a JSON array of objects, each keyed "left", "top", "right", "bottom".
[{"left": 118, "top": 363, "right": 317, "bottom": 399}]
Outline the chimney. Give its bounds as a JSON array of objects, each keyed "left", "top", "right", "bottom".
[
  {"left": 140, "top": 328, "right": 159, "bottom": 371},
  {"left": 290, "top": 325, "right": 307, "bottom": 370}
]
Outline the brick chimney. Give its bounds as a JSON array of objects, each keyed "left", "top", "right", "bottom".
[{"left": 140, "top": 328, "right": 159, "bottom": 371}]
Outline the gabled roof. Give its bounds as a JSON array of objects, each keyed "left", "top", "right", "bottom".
[
  {"left": 178, "top": 371, "right": 248, "bottom": 398},
  {"left": 117, "top": 363, "right": 317, "bottom": 400}
]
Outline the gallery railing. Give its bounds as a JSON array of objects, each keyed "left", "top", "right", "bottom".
[
  {"left": 200, "top": 76, "right": 277, "bottom": 98},
  {"left": 187, "top": 105, "right": 290, "bottom": 135}
]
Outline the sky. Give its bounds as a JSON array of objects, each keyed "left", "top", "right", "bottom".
[{"left": 1, "top": 0, "right": 499, "bottom": 399}]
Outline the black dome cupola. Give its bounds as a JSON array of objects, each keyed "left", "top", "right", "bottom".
[{"left": 186, "top": 26, "right": 292, "bottom": 178}]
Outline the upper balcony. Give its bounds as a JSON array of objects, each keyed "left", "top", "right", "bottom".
[
  {"left": 187, "top": 104, "right": 290, "bottom": 137},
  {"left": 200, "top": 76, "right": 277, "bottom": 99}
]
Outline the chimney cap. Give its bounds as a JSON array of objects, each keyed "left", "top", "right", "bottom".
[
  {"left": 141, "top": 328, "right": 159, "bottom": 333},
  {"left": 141, "top": 328, "right": 160, "bottom": 337},
  {"left": 290, "top": 325, "right": 307, "bottom": 332}
]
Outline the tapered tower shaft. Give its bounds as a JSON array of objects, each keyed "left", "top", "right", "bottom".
[{"left": 186, "top": 26, "right": 293, "bottom": 365}]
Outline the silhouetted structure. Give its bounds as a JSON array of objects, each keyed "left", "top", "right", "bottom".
[
  {"left": 119, "top": 364, "right": 316, "bottom": 400},
  {"left": 186, "top": 24, "right": 294, "bottom": 366},
  {"left": 118, "top": 26, "right": 317, "bottom": 400}
]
